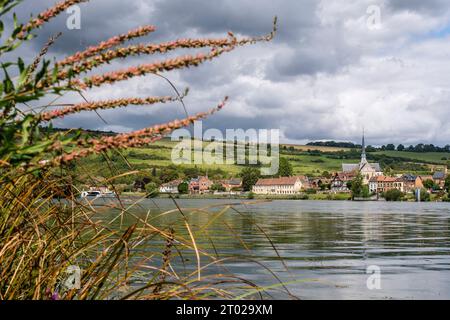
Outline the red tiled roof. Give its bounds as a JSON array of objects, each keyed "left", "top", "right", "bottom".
[
  {"left": 370, "top": 176, "right": 403, "bottom": 183},
  {"left": 255, "top": 177, "right": 302, "bottom": 186},
  {"left": 334, "top": 172, "right": 356, "bottom": 181}
]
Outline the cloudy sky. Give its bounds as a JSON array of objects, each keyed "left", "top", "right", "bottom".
[{"left": 6, "top": 0, "right": 450, "bottom": 146}]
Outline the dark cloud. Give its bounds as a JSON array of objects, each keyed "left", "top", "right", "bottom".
[
  {"left": 4, "top": 0, "right": 450, "bottom": 145},
  {"left": 388, "top": 0, "right": 450, "bottom": 15}
]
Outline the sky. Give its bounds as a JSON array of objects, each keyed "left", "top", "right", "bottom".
[{"left": 5, "top": 0, "right": 450, "bottom": 146}]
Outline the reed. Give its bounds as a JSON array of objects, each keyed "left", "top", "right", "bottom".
[{"left": 0, "top": 0, "right": 285, "bottom": 300}]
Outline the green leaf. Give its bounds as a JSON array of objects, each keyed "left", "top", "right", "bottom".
[
  {"left": 34, "top": 59, "right": 49, "bottom": 84},
  {"left": 17, "top": 140, "right": 53, "bottom": 155},
  {"left": 16, "top": 66, "right": 30, "bottom": 92},
  {"left": 17, "top": 57, "right": 24, "bottom": 72},
  {"left": 0, "top": 0, "right": 21, "bottom": 17},
  {"left": 20, "top": 115, "right": 34, "bottom": 145}
]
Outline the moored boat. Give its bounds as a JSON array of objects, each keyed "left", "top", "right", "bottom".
[{"left": 80, "top": 187, "right": 117, "bottom": 199}]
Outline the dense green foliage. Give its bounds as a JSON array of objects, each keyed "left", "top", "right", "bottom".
[
  {"left": 384, "top": 189, "right": 404, "bottom": 201},
  {"left": 308, "top": 141, "right": 450, "bottom": 153},
  {"left": 350, "top": 173, "right": 369, "bottom": 199},
  {"left": 307, "top": 141, "right": 360, "bottom": 148},
  {"left": 210, "top": 182, "right": 226, "bottom": 192},
  {"left": 240, "top": 167, "right": 261, "bottom": 191},
  {"left": 145, "top": 182, "right": 159, "bottom": 198},
  {"left": 177, "top": 181, "right": 189, "bottom": 194},
  {"left": 278, "top": 157, "right": 293, "bottom": 177}
]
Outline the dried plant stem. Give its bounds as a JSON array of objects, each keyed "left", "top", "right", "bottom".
[{"left": 39, "top": 95, "right": 182, "bottom": 121}]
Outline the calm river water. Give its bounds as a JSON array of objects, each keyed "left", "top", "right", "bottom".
[{"left": 99, "top": 199, "right": 450, "bottom": 300}]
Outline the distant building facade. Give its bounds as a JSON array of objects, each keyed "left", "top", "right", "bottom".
[
  {"left": 401, "top": 174, "right": 417, "bottom": 192},
  {"left": 369, "top": 176, "right": 404, "bottom": 193},
  {"left": 331, "top": 172, "right": 355, "bottom": 192},
  {"left": 189, "top": 176, "right": 213, "bottom": 193},
  {"left": 159, "top": 179, "right": 182, "bottom": 194},
  {"left": 220, "top": 178, "right": 243, "bottom": 192},
  {"left": 252, "top": 176, "right": 307, "bottom": 195},
  {"left": 433, "top": 171, "right": 447, "bottom": 189}
]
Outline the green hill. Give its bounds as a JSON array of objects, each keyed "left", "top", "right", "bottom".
[{"left": 70, "top": 138, "right": 450, "bottom": 188}]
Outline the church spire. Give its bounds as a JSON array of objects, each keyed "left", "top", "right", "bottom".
[{"left": 361, "top": 128, "right": 367, "bottom": 164}]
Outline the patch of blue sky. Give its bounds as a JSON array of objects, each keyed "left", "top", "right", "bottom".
[{"left": 414, "top": 23, "right": 450, "bottom": 41}]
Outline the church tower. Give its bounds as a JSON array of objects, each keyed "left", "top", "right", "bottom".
[{"left": 360, "top": 129, "right": 368, "bottom": 167}]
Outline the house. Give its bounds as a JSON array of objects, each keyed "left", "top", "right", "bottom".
[
  {"left": 189, "top": 176, "right": 213, "bottom": 194},
  {"left": 432, "top": 171, "right": 447, "bottom": 189},
  {"left": 220, "top": 178, "right": 243, "bottom": 192},
  {"left": 342, "top": 132, "right": 383, "bottom": 184},
  {"left": 159, "top": 179, "right": 182, "bottom": 194},
  {"left": 369, "top": 176, "right": 404, "bottom": 193},
  {"left": 401, "top": 174, "right": 417, "bottom": 192},
  {"left": 298, "top": 176, "right": 311, "bottom": 189},
  {"left": 331, "top": 172, "right": 355, "bottom": 192},
  {"left": 252, "top": 176, "right": 307, "bottom": 195}
]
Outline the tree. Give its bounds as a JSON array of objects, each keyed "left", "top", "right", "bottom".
[
  {"left": 183, "top": 166, "right": 202, "bottom": 179},
  {"left": 145, "top": 182, "right": 159, "bottom": 198},
  {"left": 423, "top": 179, "right": 435, "bottom": 189},
  {"left": 397, "top": 144, "right": 405, "bottom": 151},
  {"left": 414, "top": 144, "right": 425, "bottom": 152},
  {"left": 177, "top": 182, "right": 189, "bottom": 194},
  {"left": 322, "top": 171, "right": 331, "bottom": 179},
  {"left": 159, "top": 166, "right": 179, "bottom": 183},
  {"left": 384, "top": 189, "right": 403, "bottom": 201},
  {"left": 362, "top": 185, "right": 370, "bottom": 198},
  {"left": 278, "top": 157, "right": 293, "bottom": 177},
  {"left": 346, "top": 181, "right": 353, "bottom": 190},
  {"left": 350, "top": 173, "right": 365, "bottom": 200},
  {"left": 445, "top": 176, "right": 450, "bottom": 192},
  {"left": 240, "top": 167, "right": 260, "bottom": 191},
  {"left": 386, "top": 144, "right": 396, "bottom": 151},
  {"left": 210, "top": 183, "right": 226, "bottom": 192}
]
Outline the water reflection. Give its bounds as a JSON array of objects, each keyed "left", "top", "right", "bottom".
[{"left": 98, "top": 199, "right": 450, "bottom": 299}]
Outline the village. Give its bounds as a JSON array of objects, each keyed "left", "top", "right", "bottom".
[{"left": 154, "top": 134, "right": 449, "bottom": 201}]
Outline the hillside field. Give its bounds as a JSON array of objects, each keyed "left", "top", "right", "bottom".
[{"left": 73, "top": 139, "right": 450, "bottom": 183}]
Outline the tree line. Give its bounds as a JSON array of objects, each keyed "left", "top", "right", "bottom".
[{"left": 308, "top": 141, "right": 450, "bottom": 153}]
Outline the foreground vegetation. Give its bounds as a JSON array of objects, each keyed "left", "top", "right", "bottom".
[{"left": 0, "top": 0, "right": 286, "bottom": 300}]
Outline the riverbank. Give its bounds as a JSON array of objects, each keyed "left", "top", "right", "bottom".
[{"left": 120, "top": 192, "right": 446, "bottom": 202}]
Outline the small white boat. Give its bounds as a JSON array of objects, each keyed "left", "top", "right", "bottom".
[{"left": 80, "top": 187, "right": 117, "bottom": 199}]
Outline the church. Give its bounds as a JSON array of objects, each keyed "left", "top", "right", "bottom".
[{"left": 342, "top": 132, "right": 383, "bottom": 184}]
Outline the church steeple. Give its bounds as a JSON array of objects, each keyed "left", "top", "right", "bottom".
[{"left": 361, "top": 128, "right": 367, "bottom": 165}]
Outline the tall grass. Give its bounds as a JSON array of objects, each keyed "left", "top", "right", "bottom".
[
  {"left": 0, "top": 0, "right": 285, "bottom": 300},
  {"left": 0, "top": 169, "right": 294, "bottom": 300}
]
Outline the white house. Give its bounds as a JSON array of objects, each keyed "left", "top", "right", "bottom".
[
  {"left": 159, "top": 179, "right": 182, "bottom": 194},
  {"left": 252, "top": 176, "right": 307, "bottom": 195}
]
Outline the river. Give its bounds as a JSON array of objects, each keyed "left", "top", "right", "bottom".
[{"left": 97, "top": 199, "right": 450, "bottom": 300}]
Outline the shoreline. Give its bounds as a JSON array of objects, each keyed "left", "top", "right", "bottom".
[{"left": 120, "top": 192, "right": 445, "bottom": 202}]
